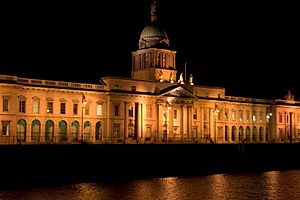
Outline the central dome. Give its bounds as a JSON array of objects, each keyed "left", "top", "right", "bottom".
[
  {"left": 139, "top": 23, "right": 170, "bottom": 49},
  {"left": 140, "top": 24, "right": 168, "bottom": 39}
]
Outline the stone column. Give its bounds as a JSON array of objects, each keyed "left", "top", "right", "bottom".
[
  {"left": 180, "top": 104, "right": 184, "bottom": 141},
  {"left": 200, "top": 107, "right": 204, "bottom": 142},
  {"left": 134, "top": 102, "right": 139, "bottom": 140},
  {"left": 209, "top": 108, "right": 213, "bottom": 141},
  {"left": 27, "top": 122, "right": 31, "bottom": 144},
  {"left": 173, "top": 55, "right": 176, "bottom": 68},
  {"left": 188, "top": 105, "right": 193, "bottom": 139},
  {"left": 140, "top": 103, "right": 143, "bottom": 139},
  {"left": 106, "top": 99, "right": 111, "bottom": 143},
  {"left": 40, "top": 122, "right": 45, "bottom": 143},
  {"left": 157, "top": 103, "right": 163, "bottom": 142},
  {"left": 169, "top": 106, "right": 173, "bottom": 139},
  {"left": 124, "top": 102, "right": 128, "bottom": 142},
  {"left": 54, "top": 123, "right": 59, "bottom": 143}
]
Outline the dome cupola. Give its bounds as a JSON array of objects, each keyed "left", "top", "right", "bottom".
[{"left": 138, "top": 0, "right": 170, "bottom": 49}]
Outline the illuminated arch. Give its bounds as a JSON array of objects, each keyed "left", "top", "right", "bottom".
[
  {"left": 59, "top": 120, "right": 67, "bottom": 142},
  {"left": 45, "top": 120, "right": 54, "bottom": 142},
  {"left": 239, "top": 126, "right": 244, "bottom": 142},
  {"left": 17, "top": 119, "right": 26, "bottom": 142},
  {"left": 31, "top": 119, "right": 41, "bottom": 142},
  {"left": 95, "top": 121, "right": 102, "bottom": 141},
  {"left": 252, "top": 126, "right": 257, "bottom": 142},
  {"left": 71, "top": 121, "right": 79, "bottom": 140},
  {"left": 231, "top": 126, "right": 236, "bottom": 141}
]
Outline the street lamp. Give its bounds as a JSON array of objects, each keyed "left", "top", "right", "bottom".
[
  {"left": 81, "top": 94, "right": 87, "bottom": 142},
  {"left": 213, "top": 105, "right": 220, "bottom": 143},
  {"left": 266, "top": 112, "right": 272, "bottom": 142}
]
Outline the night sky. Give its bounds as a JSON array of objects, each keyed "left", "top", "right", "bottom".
[{"left": 0, "top": 1, "right": 298, "bottom": 100}]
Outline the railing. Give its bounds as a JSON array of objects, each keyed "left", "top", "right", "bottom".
[
  {"left": 1, "top": 135, "right": 297, "bottom": 145},
  {"left": 225, "top": 96, "right": 272, "bottom": 103},
  {"left": 0, "top": 74, "right": 104, "bottom": 90},
  {"left": 0, "top": 136, "right": 105, "bottom": 145}
]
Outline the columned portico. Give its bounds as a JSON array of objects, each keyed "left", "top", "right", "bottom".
[{"left": 169, "top": 106, "right": 173, "bottom": 139}]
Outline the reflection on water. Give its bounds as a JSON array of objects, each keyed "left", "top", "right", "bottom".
[{"left": 2, "top": 170, "right": 300, "bottom": 200}]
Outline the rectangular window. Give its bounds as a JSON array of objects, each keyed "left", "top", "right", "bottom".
[
  {"left": 246, "top": 111, "right": 250, "bottom": 122},
  {"left": 47, "top": 102, "right": 53, "bottom": 114},
  {"left": 252, "top": 111, "right": 256, "bottom": 122},
  {"left": 73, "top": 103, "right": 78, "bottom": 115},
  {"left": 218, "top": 110, "right": 221, "bottom": 121},
  {"left": 279, "top": 113, "right": 283, "bottom": 123},
  {"left": 128, "top": 107, "right": 133, "bottom": 117},
  {"left": 114, "top": 105, "right": 119, "bottom": 116},
  {"left": 19, "top": 100, "right": 26, "bottom": 113},
  {"left": 259, "top": 111, "right": 263, "bottom": 122},
  {"left": 97, "top": 104, "right": 102, "bottom": 116},
  {"left": 2, "top": 98, "right": 9, "bottom": 112},
  {"left": 2, "top": 121, "right": 9, "bottom": 136},
  {"left": 193, "top": 109, "right": 197, "bottom": 120},
  {"left": 239, "top": 110, "right": 243, "bottom": 122},
  {"left": 60, "top": 103, "right": 66, "bottom": 114},
  {"left": 232, "top": 111, "right": 236, "bottom": 121},
  {"left": 33, "top": 100, "right": 40, "bottom": 114},
  {"left": 173, "top": 109, "right": 177, "bottom": 119}
]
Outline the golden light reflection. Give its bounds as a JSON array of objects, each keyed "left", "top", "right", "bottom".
[
  {"left": 263, "top": 170, "right": 280, "bottom": 199},
  {"left": 159, "top": 177, "right": 182, "bottom": 199},
  {"left": 72, "top": 183, "right": 100, "bottom": 200},
  {"left": 208, "top": 174, "right": 228, "bottom": 199}
]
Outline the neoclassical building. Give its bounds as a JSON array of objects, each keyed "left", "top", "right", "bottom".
[{"left": 1, "top": 1, "right": 300, "bottom": 144}]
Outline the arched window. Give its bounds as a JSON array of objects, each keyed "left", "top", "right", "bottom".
[
  {"left": 259, "top": 126, "right": 264, "bottom": 142},
  {"left": 71, "top": 121, "right": 79, "bottom": 141},
  {"left": 252, "top": 126, "right": 257, "bottom": 142},
  {"left": 45, "top": 120, "right": 54, "bottom": 142},
  {"left": 239, "top": 126, "right": 244, "bottom": 142},
  {"left": 232, "top": 126, "right": 236, "bottom": 141},
  {"left": 59, "top": 120, "right": 67, "bottom": 141},
  {"left": 84, "top": 121, "right": 91, "bottom": 141},
  {"left": 225, "top": 125, "right": 229, "bottom": 141},
  {"left": 96, "top": 121, "right": 102, "bottom": 140},
  {"left": 31, "top": 120, "right": 41, "bottom": 142},
  {"left": 246, "top": 126, "right": 250, "bottom": 142},
  {"left": 17, "top": 119, "right": 26, "bottom": 142}
]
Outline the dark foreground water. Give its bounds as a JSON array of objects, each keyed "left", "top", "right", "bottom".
[{"left": 1, "top": 170, "right": 300, "bottom": 200}]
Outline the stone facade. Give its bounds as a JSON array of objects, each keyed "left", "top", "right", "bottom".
[
  {"left": 1, "top": 1, "right": 300, "bottom": 144},
  {"left": 1, "top": 75, "right": 300, "bottom": 145}
]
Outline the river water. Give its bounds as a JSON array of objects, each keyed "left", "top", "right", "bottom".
[{"left": 1, "top": 170, "right": 300, "bottom": 200}]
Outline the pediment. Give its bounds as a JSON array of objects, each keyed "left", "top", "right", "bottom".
[{"left": 160, "top": 86, "right": 196, "bottom": 99}]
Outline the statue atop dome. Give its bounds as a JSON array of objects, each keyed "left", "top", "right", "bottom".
[{"left": 151, "top": 0, "right": 157, "bottom": 22}]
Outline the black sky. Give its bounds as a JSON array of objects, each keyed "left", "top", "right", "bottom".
[{"left": 0, "top": 1, "right": 298, "bottom": 100}]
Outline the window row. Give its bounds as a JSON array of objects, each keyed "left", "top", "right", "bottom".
[
  {"left": 278, "top": 112, "right": 300, "bottom": 124},
  {"left": 201, "top": 108, "right": 266, "bottom": 123},
  {"left": 2, "top": 119, "right": 103, "bottom": 141},
  {"left": 1, "top": 97, "right": 103, "bottom": 116}
]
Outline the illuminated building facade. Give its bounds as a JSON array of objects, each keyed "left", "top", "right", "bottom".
[{"left": 1, "top": 1, "right": 300, "bottom": 144}]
